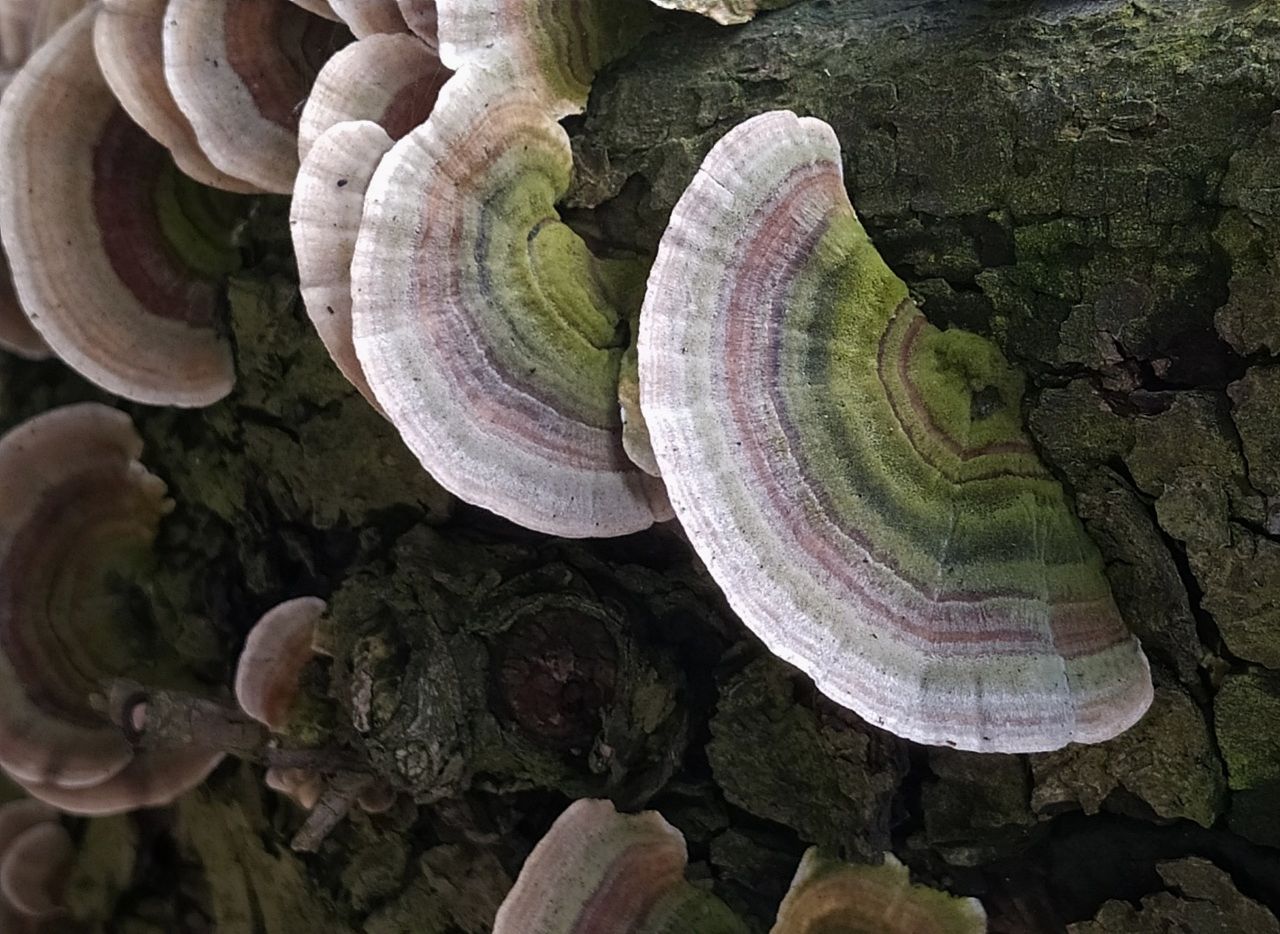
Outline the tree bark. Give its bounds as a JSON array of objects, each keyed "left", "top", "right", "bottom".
[{"left": 5, "top": 1, "right": 1280, "bottom": 931}]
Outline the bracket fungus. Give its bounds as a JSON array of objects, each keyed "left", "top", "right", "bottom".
[
  {"left": 0, "top": 6, "right": 243, "bottom": 406},
  {"left": 351, "top": 67, "right": 668, "bottom": 536},
  {"left": 329, "top": 0, "right": 407, "bottom": 36},
  {"left": 493, "top": 798, "right": 748, "bottom": 933},
  {"left": 163, "top": 0, "right": 350, "bottom": 193},
  {"left": 435, "top": 0, "right": 649, "bottom": 118},
  {"left": 292, "top": 121, "right": 395, "bottom": 410},
  {"left": 235, "top": 596, "right": 328, "bottom": 734},
  {"left": 0, "top": 800, "right": 73, "bottom": 929},
  {"left": 771, "top": 850, "right": 986, "bottom": 933},
  {"left": 639, "top": 111, "right": 1152, "bottom": 753},
  {"left": 395, "top": 0, "right": 436, "bottom": 47},
  {"left": 0, "top": 403, "right": 223, "bottom": 812},
  {"left": 297, "top": 31, "right": 450, "bottom": 162},
  {"left": 93, "top": 0, "right": 261, "bottom": 192},
  {"left": 646, "top": 0, "right": 768, "bottom": 24}
]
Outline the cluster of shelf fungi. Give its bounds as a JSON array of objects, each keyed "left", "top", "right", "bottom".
[{"left": 0, "top": 0, "right": 1273, "bottom": 931}]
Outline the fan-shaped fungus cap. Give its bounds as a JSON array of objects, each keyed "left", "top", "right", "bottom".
[
  {"left": 436, "top": 0, "right": 649, "bottom": 118},
  {"left": 0, "top": 7, "right": 240, "bottom": 406},
  {"left": 297, "top": 31, "right": 450, "bottom": 162},
  {"left": 639, "top": 111, "right": 1152, "bottom": 753},
  {"left": 0, "top": 821, "right": 73, "bottom": 920},
  {"left": 291, "top": 121, "right": 393, "bottom": 410},
  {"left": 329, "top": 0, "right": 406, "bottom": 36},
  {"left": 163, "top": 0, "right": 349, "bottom": 193},
  {"left": 646, "top": 0, "right": 766, "bottom": 25},
  {"left": 0, "top": 403, "right": 224, "bottom": 812},
  {"left": 493, "top": 798, "right": 747, "bottom": 933},
  {"left": 771, "top": 850, "right": 986, "bottom": 933},
  {"left": 235, "top": 597, "right": 327, "bottom": 732},
  {"left": 352, "top": 68, "right": 668, "bottom": 537},
  {"left": 93, "top": 0, "right": 262, "bottom": 192},
  {"left": 394, "top": 0, "right": 435, "bottom": 46},
  {"left": 265, "top": 767, "right": 326, "bottom": 810}
]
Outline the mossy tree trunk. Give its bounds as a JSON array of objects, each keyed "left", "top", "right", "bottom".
[{"left": 4, "top": 1, "right": 1280, "bottom": 931}]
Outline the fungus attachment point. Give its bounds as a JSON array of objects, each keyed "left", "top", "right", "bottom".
[
  {"left": 0, "top": 6, "right": 242, "bottom": 406},
  {"left": 493, "top": 798, "right": 748, "bottom": 933},
  {"left": 352, "top": 67, "right": 667, "bottom": 537},
  {"left": 640, "top": 111, "right": 1152, "bottom": 753},
  {"left": 770, "top": 850, "right": 986, "bottom": 933},
  {"left": 0, "top": 403, "right": 223, "bottom": 812}
]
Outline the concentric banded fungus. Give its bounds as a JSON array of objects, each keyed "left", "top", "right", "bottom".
[
  {"left": 297, "top": 31, "right": 450, "bottom": 162},
  {"left": 646, "top": 0, "right": 766, "bottom": 25},
  {"left": 435, "top": 0, "right": 649, "bottom": 118},
  {"left": 93, "top": 0, "right": 261, "bottom": 192},
  {"left": 351, "top": 68, "right": 668, "bottom": 537},
  {"left": 163, "top": 0, "right": 350, "bottom": 193},
  {"left": 329, "top": 0, "right": 406, "bottom": 36},
  {"left": 639, "top": 111, "right": 1152, "bottom": 752},
  {"left": 0, "top": 800, "right": 70, "bottom": 927},
  {"left": 771, "top": 850, "right": 986, "bottom": 933},
  {"left": 0, "top": 7, "right": 242, "bottom": 406},
  {"left": 492, "top": 798, "right": 747, "bottom": 933},
  {"left": 292, "top": 121, "right": 394, "bottom": 409},
  {"left": 234, "top": 597, "right": 327, "bottom": 732},
  {"left": 0, "top": 403, "right": 223, "bottom": 812}
]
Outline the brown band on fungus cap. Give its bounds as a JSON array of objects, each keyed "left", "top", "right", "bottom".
[
  {"left": 297, "top": 31, "right": 450, "bottom": 161},
  {"left": 436, "top": 0, "right": 651, "bottom": 118},
  {"left": 351, "top": 65, "right": 667, "bottom": 537},
  {"left": 163, "top": 0, "right": 351, "bottom": 194},
  {"left": 0, "top": 822, "right": 73, "bottom": 920},
  {"left": 291, "top": 121, "right": 394, "bottom": 410},
  {"left": 329, "top": 0, "right": 407, "bottom": 36},
  {"left": 0, "top": 403, "right": 170, "bottom": 788},
  {"left": 639, "top": 111, "right": 1152, "bottom": 752},
  {"left": 770, "top": 850, "right": 987, "bottom": 933},
  {"left": 0, "top": 7, "right": 239, "bottom": 406},
  {"left": 93, "top": 0, "right": 263, "bottom": 192},
  {"left": 235, "top": 597, "right": 327, "bottom": 732},
  {"left": 493, "top": 798, "right": 747, "bottom": 933},
  {"left": 395, "top": 0, "right": 436, "bottom": 48}
]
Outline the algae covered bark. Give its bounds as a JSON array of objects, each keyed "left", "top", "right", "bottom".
[{"left": 0, "top": 0, "right": 1278, "bottom": 931}]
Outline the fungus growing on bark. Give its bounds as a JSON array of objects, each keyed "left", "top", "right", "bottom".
[
  {"left": 493, "top": 798, "right": 747, "bottom": 933},
  {"left": 351, "top": 67, "right": 668, "bottom": 537},
  {"left": 436, "top": 0, "right": 649, "bottom": 118},
  {"left": 0, "top": 7, "right": 243, "bottom": 406},
  {"left": 93, "top": 0, "right": 260, "bottom": 192},
  {"left": 292, "top": 121, "right": 394, "bottom": 409},
  {"left": 297, "top": 31, "right": 449, "bottom": 161},
  {"left": 639, "top": 111, "right": 1152, "bottom": 753},
  {"left": 235, "top": 596, "right": 327, "bottom": 733},
  {"left": 771, "top": 850, "right": 986, "bottom": 933},
  {"left": 163, "top": 0, "right": 350, "bottom": 193},
  {"left": 0, "top": 403, "right": 223, "bottom": 812}
]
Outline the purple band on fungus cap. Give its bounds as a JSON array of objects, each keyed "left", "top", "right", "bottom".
[
  {"left": 235, "top": 597, "right": 327, "bottom": 732},
  {"left": 297, "top": 31, "right": 451, "bottom": 162},
  {"left": 0, "top": 7, "right": 235, "bottom": 406},
  {"left": 639, "top": 111, "right": 1152, "bottom": 753},
  {"left": 163, "top": 0, "right": 350, "bottom": 194},
  {"left": 493, "top": 799, "right": 747, "bottom": 933},
  {"left": 351, "top": 65, "right": 668, "bottom": 537},
  {"left": 94, "top": 0, "right": 262, "bottom": 192}
]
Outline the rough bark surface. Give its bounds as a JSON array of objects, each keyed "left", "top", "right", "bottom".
[{"left": 2, "top": 0, "right": 1279, "bottom": 931}]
